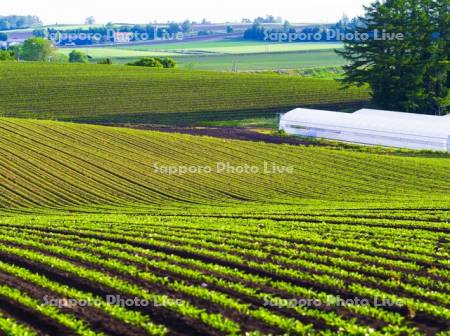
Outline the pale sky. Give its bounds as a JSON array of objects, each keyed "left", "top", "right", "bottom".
[{"left": 0, "top": 0, "right": 374, "bottom": 25}]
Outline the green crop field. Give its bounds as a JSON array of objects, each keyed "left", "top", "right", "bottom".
[
  {"left": 118, "top": 40, "right": 343, "bottom": 54},
  {"left": 0, "top": 117, "right": 449, "bottom": 335},
  {"left": 171, "top": 50, "right": 347, "bottom": 71},
  {"left": 0, "top": 62, "right": 368, "bottom": 125},
  {"left": 80, "top": 50, "right": 346, "bottom": 71},
  {"left": 1, "top": 117, "right": 448, "bottom": 207},
  {"left": 59, "top": 48, "right": 177, "bottom": 58},
  {"left": 61, "top": 40, "right": 342, "bottom": 55},
  {"left": 60, "top": 40, "right": 346, "bottom": 71}
]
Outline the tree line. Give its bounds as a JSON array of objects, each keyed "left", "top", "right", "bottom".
[
  {"left": 0, "top": 36, "right": 177, "bottom": 68},
  {"left": 33, "top": 22, "right": 194, "bottom": 46},
  {"left": 243, "top": 18, "right": 361, "bottom": 42},
  {"left": 0, "top": 15, "right": 42, "bottom": 30}
]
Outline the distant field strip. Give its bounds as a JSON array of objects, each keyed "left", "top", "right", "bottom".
[
  {"left": 171, "top": 50, "right": 347, "bottom": 71},
  {"left": 118, "top": 41, "right": 344, "bottom": 54},
  {"left": 0, "top": 63, "right": 368, "bottom": 123},
  {"left": 0, "top": 117, "right": 448, "bottom": 208},
  {"left": 59, "top": 47, "right": 178, "bottom": 58}
]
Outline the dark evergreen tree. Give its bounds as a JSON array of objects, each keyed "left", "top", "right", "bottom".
[{"left": 337, "top": 0, "right": 449, "bottom": 114}]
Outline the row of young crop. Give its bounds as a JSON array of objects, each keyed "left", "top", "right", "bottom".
[
  {"left": 0, "top": 309, "right": 38, "bottom": 336},
  {"left": 9, "top": 222, "right": 448, "bottom": 300},
  {"left": 0, "top": 237, "right": 268, "bottom": 335},
  {"left": 25, "top": 220, "right": 447, "bottom": 303},
  {"left": 96, "top": 123, "right": 450, "bottom": 198},
  {"left": 23, "top": 215, "right": 443, "bottom": 269},
  {"left": 0, "top": 220, "right": 444, "bottom": 334},
  {"left": 0, "top": 263, "right": 167, "bottom": 335},
  {"left": 1, "top": 118, "right": 449, "bottom": 208},
  {"left": 0, "top": 230, "right": 428, "bottom": 334},
  {"left": 0, "top": 63, "right": 369, "bottom": 120},
  {"left": 113, "top": 221, "right": 447, "bottom": 274},
  {"left": 5, "top": 206, "right": 447, "bottom": 247},
  {"left": 0, "top": 229, "right": 399, "bottom": 335},
  {"left": 64, "top": 200, "right": 447, "bottom": 221},
  {"left": 1, "top": 119, "right": 293, "bottom": 205},
  {"left": 0, "top": 212, "right": 448, "bottom": 335}
]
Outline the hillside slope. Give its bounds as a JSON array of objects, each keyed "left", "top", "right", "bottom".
[
  {"left": 0, "top": 117, "right": 448, "bottom": 209},
  {"left": 0, "top": 117, "right": 449, "bottom": 336},
  {"left": 0, "top": 63, "right": 368, "bottom": 125}
]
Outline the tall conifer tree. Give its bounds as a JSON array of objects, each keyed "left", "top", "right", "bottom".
[{"left": 337, "top": 0, "right": 449, "bottom": 114}]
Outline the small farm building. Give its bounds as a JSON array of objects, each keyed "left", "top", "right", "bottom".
[{"left": 279, "top": 108, "right": 450, "bottom": 151}]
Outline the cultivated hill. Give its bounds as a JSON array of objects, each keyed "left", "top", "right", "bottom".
[
  {"left": 0, "top": 117, "right": 448, "bottom": 209},
  {"left": 0, "top": 63, "right": 369, "bottom": 125},
  {"left": 0, "top": 117, "right": 449, "bottom": 336}
]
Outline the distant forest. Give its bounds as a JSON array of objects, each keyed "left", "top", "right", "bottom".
[
  {"left": 37, "top": 23, "right": 193, "bottom": 46},
  {"left": 0, "top": 15, "right": 42, "bottom": 30},
  {"left": 244, "top": 17, "right": 361, "bottom": 42}
]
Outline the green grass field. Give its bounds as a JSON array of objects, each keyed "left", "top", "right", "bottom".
[
  {"left": 91, "top": 50, "right": 347, "bottom": 71},
  {"left": 0, "top": 117, "right": 449, "bottom": 335},
  {"left": 59, "top": 47, "right": 177, "bottom": 58},
  {"left": 59, "top": 40, "right": 345, "bottom": 71},
  {"left": 172, "top": 50, "right": 347, "bottom": 71},
  {"left": 0, "top": 62, "right": 368, "bottom": 125},
  {"left": 119, "top": 40, "right": 343, "bottom": 54},
  {"left": 60, "top": 39, "right": 343, "bottom": 55}
]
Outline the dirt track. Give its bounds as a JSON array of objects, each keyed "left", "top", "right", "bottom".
[{"left": 126, "top": 126, "right": 317, "bottom": 146}]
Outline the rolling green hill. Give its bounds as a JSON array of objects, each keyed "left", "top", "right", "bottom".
[
  {"left": 0, "top": 117, "right": 448, "bottom": 208},
  {"left": 0, "top": 62, "right": 368, "bottom": 125},
  {"left": 0, "top": 117, "right": 449, "bottom": 336}
]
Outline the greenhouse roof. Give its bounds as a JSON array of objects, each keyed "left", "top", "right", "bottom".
[{"left": 281, "top": 108, "right": 450, "bottom": 139}]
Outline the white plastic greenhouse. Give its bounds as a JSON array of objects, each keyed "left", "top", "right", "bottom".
[{"left": 279, "top": 108, "right": 450, "bottom": 151}]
